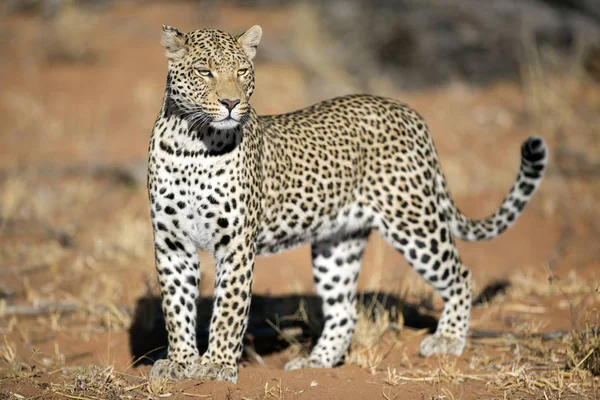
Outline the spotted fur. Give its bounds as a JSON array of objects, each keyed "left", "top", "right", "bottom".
[{"left": 147, "top": 25, "right": 548, "bottom": 383}]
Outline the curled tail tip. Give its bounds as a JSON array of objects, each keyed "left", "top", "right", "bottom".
[
  {"left": 450, "top": 137, "right": 548, "bottom": 242},
  {"left": 521, "top": 136, "right": 548, "bottom": 165}
]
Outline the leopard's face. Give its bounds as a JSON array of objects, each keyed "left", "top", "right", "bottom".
[{"left": 162, "top": 25, "right": 262, "bottom": 131}]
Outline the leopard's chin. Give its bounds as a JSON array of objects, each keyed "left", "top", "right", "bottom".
[{"left": 210, "top": 118, "right": 240, "bottom": 130}]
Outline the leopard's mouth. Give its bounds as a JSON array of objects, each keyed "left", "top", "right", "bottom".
[
  {"left": 210, "top": 116, "right": 240, "bottom": 130},
  {"left": 210, "top": 109, "right": 252, "bottom": 130}
]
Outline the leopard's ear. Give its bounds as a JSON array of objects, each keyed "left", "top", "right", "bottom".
[
  {"left": 162, "top": 25, "right": 187, "bottom": 60},
  {"left": 237, "top": 25, "right": 262, "bottom": 61}
]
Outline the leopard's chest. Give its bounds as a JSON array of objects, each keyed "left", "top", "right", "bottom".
[{"left": 150, "top": 145, "right": 243, "bottom": 252}]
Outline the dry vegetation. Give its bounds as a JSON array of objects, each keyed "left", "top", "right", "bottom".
[{"left": 1, "top": 1, "right": 600, "bottom": 399}]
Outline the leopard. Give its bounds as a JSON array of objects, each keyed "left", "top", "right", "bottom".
[{"left": 146, "top": 24, "right": 548, "bottom": 384}]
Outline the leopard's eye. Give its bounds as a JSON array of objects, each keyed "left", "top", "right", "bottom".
[
  {"left": 195, "top": 69, "right": 213, "bottom": 78},
  {"left": 237, "top": 68, "right": 248, "bottom": 76}
]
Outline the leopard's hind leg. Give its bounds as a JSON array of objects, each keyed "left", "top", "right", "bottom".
[
  {"left": 378, "top": 207, "right": 472, "bottom": 356},
  {"left": 285, "top": 230, "right": 370, "bottom": 370}
]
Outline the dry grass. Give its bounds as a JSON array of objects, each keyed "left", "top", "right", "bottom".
[
  {"left": 353, "top": 297, "right": 400, "bottom": 349},
  {"left": 377, "top": 265, "right": 600, "bottom": 398},
  {"left": 380, "top": 337, "right": 597, "bottom": 398},
  {"left": 0, "top": 169, "right": 151, "bottom": 331},
  {"left": 509, "top": 269, "right": 596, "bottom": 299},
  {"left": 567, "top": 311, "right": 600, "bottom": 376},
  {"left": 65, "top": 365, "right": 126, "bottom": 399},
  {"left": 345, "top": 297, "right": 400, "bottom": 374},
  {"left": 464, "top": 268, "right": 599, "bottom": 397}
]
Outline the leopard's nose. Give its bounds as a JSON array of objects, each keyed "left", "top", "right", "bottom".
[{"left": 219, "top": 98, "right": 240, "bottom": 111}]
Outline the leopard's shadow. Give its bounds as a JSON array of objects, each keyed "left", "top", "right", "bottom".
[{"left": 128, "top": 291, "right": 440, "bottom": 366}]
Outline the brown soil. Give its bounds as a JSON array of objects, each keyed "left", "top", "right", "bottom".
[{"left": 1, "top": 2, "right": 599, "bottom": 399}]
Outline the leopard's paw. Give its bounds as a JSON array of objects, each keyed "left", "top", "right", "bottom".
[
  {"left": 193, "top": 362, "right": 238, "bottom": 383},
  {"left": 284, "top": 356, "right": 329, "bottom": 371},
  {"left": 149, "top": 359, "right": 194, "bottom": 380}
]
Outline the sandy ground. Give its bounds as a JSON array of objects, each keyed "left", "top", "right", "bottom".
[{"left": 0, "top": 2, "right": 599, "bottom": 399}]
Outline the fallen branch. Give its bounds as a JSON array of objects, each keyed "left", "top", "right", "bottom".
[
  {"left": 0, "top": 222, "right": 74, "bottom": 249},
  {"left": 0, "top": 302, "right": 131, "bottom": 317},
  {"left": 0, "top": 161, "right": 147, "bottom": 187},
  {"left": 470, "top": 329, "right": 570, "bottom": 340},
  {"left": 0, "top": 264, "right": 49, "bottom": 276}
]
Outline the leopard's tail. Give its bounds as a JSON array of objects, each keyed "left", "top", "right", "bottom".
[{"left": 436, "top": 136, "right": 548, "bottom": 242}]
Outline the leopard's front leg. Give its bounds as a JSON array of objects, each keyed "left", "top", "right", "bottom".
[
  {"left": 197, "top": 231, "right": 256, "bottom": 383},
  {"left": 149, "top": 229, "right": 202, "bottom": 380},
  {"left": 149, "top": 225, "right": 255, "bottom": 383}
]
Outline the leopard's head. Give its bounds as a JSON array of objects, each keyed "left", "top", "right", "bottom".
[{"left": 161, "top": 25, "right": 262, "bottom": 131}]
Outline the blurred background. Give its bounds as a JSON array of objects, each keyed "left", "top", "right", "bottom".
[{"left": 0, "top": 0, "right": 599, "bottom": 387}]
